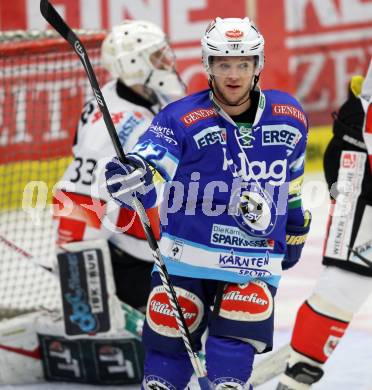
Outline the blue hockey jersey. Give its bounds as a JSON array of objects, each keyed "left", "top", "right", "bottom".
[{"left": 129, "top": 88, "right": 308, "bottom": 287}]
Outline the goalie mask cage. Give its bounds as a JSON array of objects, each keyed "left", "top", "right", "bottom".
[{"left": 0, "top": 30, "right": 109, "bottom": 319}]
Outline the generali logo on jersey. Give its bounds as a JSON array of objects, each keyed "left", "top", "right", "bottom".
[
  {"left": 146, "top": 286, "right": 204, "bottom": 337},
  {"left": 272, "top": 104, "right": 307, "bottom": 128},
  {"left": 225, "top": 29, "right": 244, "bottom": 40},
  {"left": 181, "top": 108, "right": 218, "bottom": 127},
  {"left": 219, "top": 280, "right": 273, "bottom": 322}
]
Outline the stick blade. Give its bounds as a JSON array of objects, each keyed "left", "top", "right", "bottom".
[
  {"left": 39, "top": 0, "right": 49, "bottom": 17},
  {"left": 39, "top": 0, "right": 71, "bottom": 41}
]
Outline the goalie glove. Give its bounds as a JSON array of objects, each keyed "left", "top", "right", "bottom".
[
  {"left": 105, "top": 155, "right": 154, "bottom": 208},
  {"left": 282, "top": 210, "right": 312, "bottom": 270}
]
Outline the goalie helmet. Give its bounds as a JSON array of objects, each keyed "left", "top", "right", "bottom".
[
  {"left": 201, "top": 17, "right": 265, "bottom": 76},
  {"left": 101, "top": 20, "right": 185, "bottom": 103}
]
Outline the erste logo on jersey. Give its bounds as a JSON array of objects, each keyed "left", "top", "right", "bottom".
[
  {"left": 219, "top": 280, "right": 273, "bottom": 321},
  {"left": 193, "top": 125, "right": 226, "bottom": 149},
  {"left": 262, "top": 124, "right": 302, "bottom": 150},
  {"left": 146, "top": 286, "right": 203, "bottom": 337},
  {"left": 118, "top": 111, "right": 145, "bottom": 145},
  {"left": 272, "top": 104, "right": 307, "bottom": 127},
  {"left": 181, "top": 108, "right": 218, "bottom": 127}
]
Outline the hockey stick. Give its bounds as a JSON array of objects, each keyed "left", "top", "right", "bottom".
[
  {"left": 39, "top": 2, "right": 211, "bottom": 388},
  {"left": 0, "top": 233, "right": 144, "bottom": 340},
  {"left": 347, "top": 245, "right": 372, "bottom": 268}
]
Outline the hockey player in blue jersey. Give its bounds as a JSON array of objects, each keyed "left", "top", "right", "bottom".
[{"left": 105, "top": 17, "right": 311, "bottom": 390}]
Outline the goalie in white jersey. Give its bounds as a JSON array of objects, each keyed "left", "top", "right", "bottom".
[
  {"left": 0, "top": 20, "right": 185, "bottom": 387},
  {"left": 53, "top": 20, "right": 185, "bottom": 311}
]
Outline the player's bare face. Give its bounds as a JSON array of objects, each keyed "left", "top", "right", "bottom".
[{"left": 210, "top": 56, "right": 256, "bottom": 107}]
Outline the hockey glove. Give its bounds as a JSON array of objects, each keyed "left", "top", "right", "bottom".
[
  {"left": 105, "top": 155, "right": 153, "bottom": 208},
  {"left": 282, "top": 210, "right": 312, "bottom": 270}
]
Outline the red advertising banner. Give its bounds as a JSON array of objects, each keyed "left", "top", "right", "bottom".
[
  {"left": 1, "top": 0, "right": 372, "bottom": 131},
  {"left": 0, "top": 36, "right": 109, "bottom": 164},
  {"left": 257, "top": 0, "right": 372, "bottom": 125}
]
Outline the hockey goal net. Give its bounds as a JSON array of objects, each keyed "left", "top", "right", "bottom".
[{"left": 0, "top": 30, "right": 109, "bottom": 319}]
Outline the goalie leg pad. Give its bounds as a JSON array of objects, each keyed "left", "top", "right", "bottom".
[
  {"left": 205, "top": 335, "right": 254, "bottom": 389},
  {"left": 291, "top": 297, "right": 350, "bottom": 364},
  {"left": 0, "top": 312, "right": 43, "bottom": 385},
  {"left": 57, "top": 239, "right": 124, "bottom": 337},
  {"left": 38, "top": 331, "right": 144, "bottom": 385}
]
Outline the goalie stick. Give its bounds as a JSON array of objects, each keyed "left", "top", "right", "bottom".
[{"left": 39, "top": 2, "right": 211, "bottom": 388}]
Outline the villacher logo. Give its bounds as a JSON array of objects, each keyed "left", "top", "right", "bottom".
[
  {"left": 219, "top": 280, "right": 273, "bottom": 322},
  {"left": 146, "top": 286, "right": 203, "bottom": 337}
]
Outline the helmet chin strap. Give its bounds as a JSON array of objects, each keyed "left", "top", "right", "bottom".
[
  {"left": 142, "top": 70, "right": 161, "bottom": 105},
  {"left": 209, "top": 74, "right": 260, "bottom": 108}
]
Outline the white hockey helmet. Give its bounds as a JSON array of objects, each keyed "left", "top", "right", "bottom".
[
  {"left": 101, "top": 20, "right": 185, "bottom": 103},
  {"left": 201, "top": 17, "right": 265, "bottom": 76}
]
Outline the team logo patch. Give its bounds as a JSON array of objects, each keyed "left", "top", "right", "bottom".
[
  {"left": 272, "top": 104, "right": 307, "bottom": 127},
  {"left": 214, "top": 377, "right": 245, "bottom": 389},
  {"left": 181, "top": 108, "right": 218, "bottom": 127},
  {"left": 144, "top": 375, "right": 176, "bottom": 390},
  {"left": 231, "top": 186, "right": 278, "bottom": 237},
  {"left": 146, "top": 286, "right": 203, "bottom": 337},
  {"left": 323, "top": 335, "right": 340, "bottom": 357},
  {"left": 219, "top": 280, "right": 273, "bottom": 321},
  {"left": 236, "top": 124, "right": 254, "bottom": 148}
]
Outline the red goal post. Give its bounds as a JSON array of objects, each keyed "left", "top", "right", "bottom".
[{"left": 0, "top": 29, "right": 109, "bottom": 318}]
